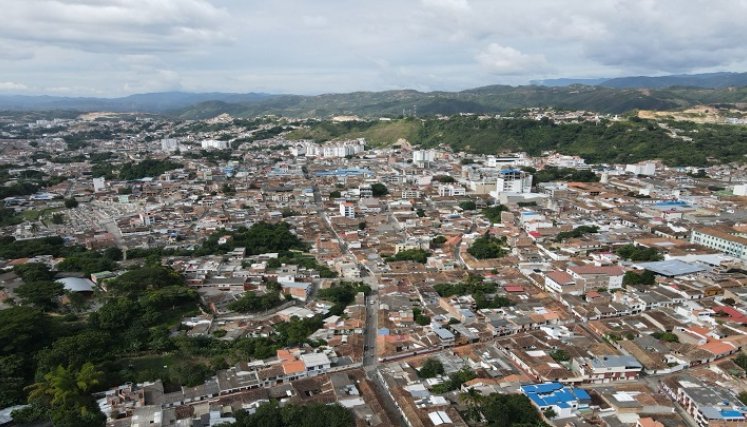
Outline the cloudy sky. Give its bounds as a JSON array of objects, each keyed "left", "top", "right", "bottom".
[{"left": 1, "top": 0, "right": 746, "bottom": 96}]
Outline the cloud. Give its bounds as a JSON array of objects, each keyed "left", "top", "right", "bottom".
[
  {"left": 420, "top": 0, "right": 471, "bottom": 12},
  {"left": 476, "top": 43, "right": 550, "bottom": 75},
  {"left": 0, "top": 82, "right": 28, "bottom": 91},
  {"left": 1, "top": 0, "right": 747, "bottom": 95},
  {"left": 0, "top": 0, "right": 231, "bottom": 54}
]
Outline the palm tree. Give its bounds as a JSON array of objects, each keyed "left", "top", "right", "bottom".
[
  {"left": 460, "top": 388, "right": 484, "bottom": 422},
  {"left": 28, "top": 363, "right": 103, "bottom": 409},
  {"left": 28, "top": 365, "right": 78, "bottom": 407}
]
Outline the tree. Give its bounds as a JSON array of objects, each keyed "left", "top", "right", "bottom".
[
  {"left": 231, "top": 401, "right": 354, "bottom": 427},
  {"left": 229, "top": 291, "right": 283, "bottom": 313},
  {"left": 416, "top": 208, "right": 425, "bottom": 217},
  {"left": 15, "top": 263, "right": 55, "bottom": 282},
  {"left": 418, "top": 358, "right": 444, "bottom": 378},
  {"left": 221, "top": 183, "right": 236, "bottom": 196},
  {"left": 329, "top": 190, "right": 341, "bottom": 199},
  {"left": 615, "top": 244, "right": 663, "bottom": 262},
  {"left": 51, "top": 213, "right": 65, "bottom": 224},
  {"left": 652, "top": 332, "right": 679, "bottom": 343},
  {"left": 482, "top": 205, "right": 508, "bottom": 223},
  {"left": 358, "top": 221, "right": 367, "bottom": 230},
  {"left": 15, "top": 281, "right": 64, "bottom": 311},
  {"left": 370, "top": 183, "right": 388, "bottom": 197},
  {"left": 459, "top": 200, "right": 477, "bottom": 211},
  {"left": 460, "top": 388, "right": 484, "bottom": 422},
  {"left": 735, "top": 353, "right": 747, "bottom": 372},
  {"left": 385, "top": 249, "right": 430, "bottom": 264},
  {"left": 550, "top": 349, "right": 570, "bottom": 362},
  {"left": 468, "top": 233, "right": 507, "bottom": 259},
  {"left": 412, "top": 307, "right": 431, "bottom": 326},
  {"left": 543, "top": 407, "right": 558, "bottom": 419},
  {"left": 623, "top": 270, "right": 656, "bottom": 286},
  {"left": 430, "top": 235, "right": 447, "bottom": 249},
  {"left": 555, "top": 225, "right": 599, "bottom": 242},
  {"left": 28, "top": 363, "right": 102, "bottom": 407},
  {"left": 481, "top": 393, "right": 544, "bottom": 427},
  {"left": 64, "top": 198, "right": 78, "bottom": 209}
]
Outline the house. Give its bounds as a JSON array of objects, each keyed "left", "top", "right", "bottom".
[
  {"left": 573, "top": 355, "right": 643, "bottom": 383},
  {"left": 545, "top": 270, "right": 582, "bottom": 295},
  {"left": 520, "top": 382, "right": 591, "bottom": 419},
  {"left": 661, "top": 376, "right": 747, "bottom": 427},
  {"left": 567, "top": 265, "right": 625, "bottom": 291}
]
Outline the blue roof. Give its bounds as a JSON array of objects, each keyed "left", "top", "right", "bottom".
[
  {"left": 314, "top": 168, "right": 371, "bottom": 177},
  {"left": 721, "top": 410, "right": 744, "bottom": 418},
  {"left": 522, "top": 383, "right": 563, "bottom": 394},
  {"left": 378, "top": 328, "right": 390, "bottom": 336},
  {"left": 521, "top": 383, "right": 591, "bottom": 408},
  {"left": 655, "top": 200, "right": 690, "bottom": 207}
]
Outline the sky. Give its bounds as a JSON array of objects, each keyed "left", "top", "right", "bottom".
[{"left": 1, "top": 0, "right": 747, "bottom": 97}]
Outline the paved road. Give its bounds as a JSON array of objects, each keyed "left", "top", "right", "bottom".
[{"left": 312, "top": 186, "right": 380, "bottom": 367}]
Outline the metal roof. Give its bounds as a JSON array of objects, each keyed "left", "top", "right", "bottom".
[
  {"left": 56, "top": 277, "right": 95, "bottom": 292},
  {"left": 636, "top": 260, "right": 706, "bottom": 277}
]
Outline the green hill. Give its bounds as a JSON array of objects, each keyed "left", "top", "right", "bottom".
[
  {"left": 174, "top": 84, "right": 747, "bottom": 119},
  {"left": 288, "top": 116, "right": 747, "bottom": 167}
]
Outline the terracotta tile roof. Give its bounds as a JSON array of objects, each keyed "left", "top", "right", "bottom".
[
  {"left": 282, "top": 360, "right": 306, "bottom": 375},
  {"left": 699, "top": 340, "right": 736, "bottom": 356}
]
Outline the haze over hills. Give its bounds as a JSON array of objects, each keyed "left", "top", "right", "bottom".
[
  {"left": 2, "top": 72, "right": 747, "bottom": 118},
  {"left": 532, "top": 72, "right": 747, "bottom": 89}
]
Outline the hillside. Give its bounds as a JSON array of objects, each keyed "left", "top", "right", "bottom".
[
  {"left": 175, "top": 85, "right": 747, "bottom": 119},
  {"left": 287, "top": 116, "right": 747, "bottom": 167}
]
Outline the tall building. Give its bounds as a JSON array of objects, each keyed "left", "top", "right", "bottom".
[
  {"left": 412, "top": 149, "right": 435, "bottom": 167},
  {"left": 690, "top": 227, "right": 747, "bottom": 260},
  {"left": 201, "top": 139, "right": 229, "bottom": 150},
  {"left": 92, "top": 177, "right": 106, "bottom": 192},
  {"left": 496, "top": 169, "right": 533, "bottom": 194},
  {"left": 625, "top": 161, "right": 657, "bottom": 176},
  {"left": 160, "top": 138, "right": 179, "bottom": 152},
  {"left": 339, "top": 202, "right": 355, "bottom": 219}
]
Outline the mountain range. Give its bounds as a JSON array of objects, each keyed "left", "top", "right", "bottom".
[{"left": 2, "top": 72, "right": 747, "bottom": 118}]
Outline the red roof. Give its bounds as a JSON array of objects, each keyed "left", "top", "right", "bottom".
[
  {"left": 545, "top": 270, "right": 575, "bottom": 285},
  {"left": 503, "top": 285, "right": 524, "bottom": 293},
  {"left": 713, "top": 306, "right": 747, "bottom": 324},
  {"left": 568, "top": 265, "right": 624, "bottom": 276}
]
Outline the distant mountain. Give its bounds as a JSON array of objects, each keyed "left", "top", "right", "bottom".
[
  {"left": 530, "top": 78, "right": 608, "bottom": 87},
  {"left": 2, "top": 72, "right": 747, "bottom": 118},
  {"left": 0, "top": 92, "right": 272, "bottom": 113},
  {"left": 599, "top": 72, "right": 747, "bottom": 89},
  {"left": 173, "top": 84, "right": 747, "bottom": 118},
  {"left": 533, "top": 72, "right": 747, "bottom": 89}
]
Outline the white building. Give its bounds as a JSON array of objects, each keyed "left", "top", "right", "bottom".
[
  {"left": 438, "top": 184, "right": 466, "bottom": 197},
  {"left": 734, "top": 184, "right": 747, "bottom": 196},
  {"left": 160, "top": 138, "right": 180, "bottom": 152},
  {"left": 92, "top": 177, "right": 106, "bottom": 192},
  {"left": 691, "top": 227, "right": 747, "bottom": 260},
  {"left": 545, "top": 153, "right": 587, "bottom": 169},
  {"left": 495, "top": 169, "right": 533, "bottom": 195},
  {"left": 413, "top": 149, "right": 436, "bottom": 167},
  {"left": 201, "top": 139, "right": 229, "bottom": 150},
  {"left": 401, "top": 189, "right": 421, "bottom": 199},
  {"left": 339, "top": 202, "right": 355, "bottom": 219},
  {"left": 299, "top": 353, "right": 332, "bottom": 376},
  {"left": 486, "top": 153, "right": 529, "bottom": 168},
  {"left": 626, "top": 161, "right": 657, "bottom": 176},
  {"left": 292, "top": 139, "right": 365, "bottom": 158}
]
